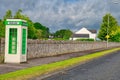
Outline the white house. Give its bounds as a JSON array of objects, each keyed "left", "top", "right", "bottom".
[{"left": 70, "top": 27, "right": 97, "bottom": 40}]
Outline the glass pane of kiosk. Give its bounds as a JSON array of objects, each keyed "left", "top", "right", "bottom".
[
  {"left": 9, "top": 28, "right": 17, "bottom": 54},
  {"left": 22, "top": 29, "right": 26, "bottom": 54}
]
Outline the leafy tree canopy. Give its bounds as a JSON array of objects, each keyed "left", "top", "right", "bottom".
[
  {"left": 0, "top": 21, "right": 5, "bottom": 38},
  {"left": 0, "top": 9, "right": 50, "bottom": 39},
  {"left": 3, "top": 10, "right": 12, "bottom": 20},
  {"left": 98, "top": 13, "right": 120, "bottom": 41},
  {"left": 34, "top": 22, "right": 50, "bottom": 38},
  {"left": 110, "top": 27, "right": 120, "bottom": 42},
  {"left": 54, "top": 29, "right": 73, "bottom": 40}
]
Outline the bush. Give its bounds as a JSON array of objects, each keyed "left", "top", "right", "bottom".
[
  {"left": 53, "top": 38, "right": 68, "bottom": 41},
  {"left": 76, "top": 38, "right": 94, "bottom": 41}
]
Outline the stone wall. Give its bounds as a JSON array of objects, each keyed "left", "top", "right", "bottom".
[
  {"left": 0, "top": 38, "right": 5, "bottom": 63},
  {"left": 0, "top": 38, "right": 5, "bottom": 54},
  {"left": 0, "top": 38, "right": 120, "bottom": 60},
  {"left": 27, "top": 40, "right": 120, "bottom": 59}
]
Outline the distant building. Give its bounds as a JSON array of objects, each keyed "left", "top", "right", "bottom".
[{"left": 70, "top": 27, "right": 97, "bottom": 40}]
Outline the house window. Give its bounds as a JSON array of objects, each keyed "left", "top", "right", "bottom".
[{"left": 73, "top": 34, "right": 89, "bottom": 38}]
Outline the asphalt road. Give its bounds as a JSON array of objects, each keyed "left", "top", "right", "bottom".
[{"left": 41, "top": 51, "right": 120, "bottom": 80}]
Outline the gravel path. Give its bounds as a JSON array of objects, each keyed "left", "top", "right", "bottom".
[{"left": 42, "top": 51, "right": 120, "bottom": 80}]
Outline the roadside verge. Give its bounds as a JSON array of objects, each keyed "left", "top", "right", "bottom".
[{"left": 0, "top": 47, "right": 120, "bottom": 80}]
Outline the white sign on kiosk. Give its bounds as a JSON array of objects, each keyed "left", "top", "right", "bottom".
[{"left": 5, "top": 19, "right": 27, "bottom": 63}]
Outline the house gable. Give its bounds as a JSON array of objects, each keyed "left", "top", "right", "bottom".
[{"left": 75, "top": 27, "right": 91, "bottom": 34}]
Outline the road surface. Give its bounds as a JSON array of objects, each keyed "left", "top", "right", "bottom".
[{"left": 39, "top": 51, "right": 120, "bottom": 80}]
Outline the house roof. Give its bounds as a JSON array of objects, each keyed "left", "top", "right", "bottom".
[
  {"left": 75, "top": 27, "right": 97, "bottom": 34},
  {"left": 73, "top": 34, "right": 89, "bottom": 38},
  {"left": 88, "top": 30, "right": 97, "bottom": 33}
]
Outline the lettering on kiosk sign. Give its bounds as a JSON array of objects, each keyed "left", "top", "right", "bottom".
[{"left": 8, "top": 21, "right": 20, "bottom": 25}]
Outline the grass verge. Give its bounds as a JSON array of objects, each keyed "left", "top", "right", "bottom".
[{"left": 0, "top": 48, "right": 120, "bottom": 80}]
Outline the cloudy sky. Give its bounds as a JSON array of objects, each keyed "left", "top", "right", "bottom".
[{"left": 0, "top": 0, "right": 120, "bottom": 32}]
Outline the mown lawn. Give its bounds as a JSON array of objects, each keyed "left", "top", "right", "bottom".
[{"left": 0, "top": 48, "right": 120, "bottom": 80}]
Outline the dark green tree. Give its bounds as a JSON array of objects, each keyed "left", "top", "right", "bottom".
[
  {"left": 14, "top": 9, "right": 42, "bottom": 39},
  {"left": 34, "top": 22, "right": 50, "bottom": 38},
  {"left": 0, "top": 20, "right": 5, "bottom": 38},
  {"left": 14, "top": 9, "right": 22, "bottom": 19},
  {"left": 54, "top": 29, "right": 73, "bottom": 40},
  {"left": 3, "top": 10, "right": 12, "bottom": 20},
  {"left": 98, "top": 13, "right": 119, "bottom": 41},
  {"left": 0, "top": 9, "right": 49, "bottom": 39},
  {"left": 33, "top": 29, "right": 42, "bottom": 39},
  {"left": 110, "top": 27, "right": 120, "bottom": 42},
  {"left": 0, "top": 10, "right": 13, "bottom": 37}
]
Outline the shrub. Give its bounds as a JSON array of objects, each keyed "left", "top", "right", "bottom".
[
  {"left": 53, "top": 38, "right": 68, "bottom": 41},
  {"left": 76, "top": 38, "right": 94, "bottom": 41}
]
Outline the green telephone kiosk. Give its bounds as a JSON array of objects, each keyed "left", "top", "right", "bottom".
[{"left": 5, "top": 19, "right": 27, "bottom": 63}]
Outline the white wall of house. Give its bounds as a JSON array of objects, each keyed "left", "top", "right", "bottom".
[
  {"left": 70, "top": 37, "right": 89, "bottom": 40},
  {"left": 89, "top": 34, "right": 96, "bottom": 40}
]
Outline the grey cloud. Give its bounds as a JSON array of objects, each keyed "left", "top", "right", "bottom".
[{"left": 0, "top": 0, "right": 120, "bottom": 32}]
